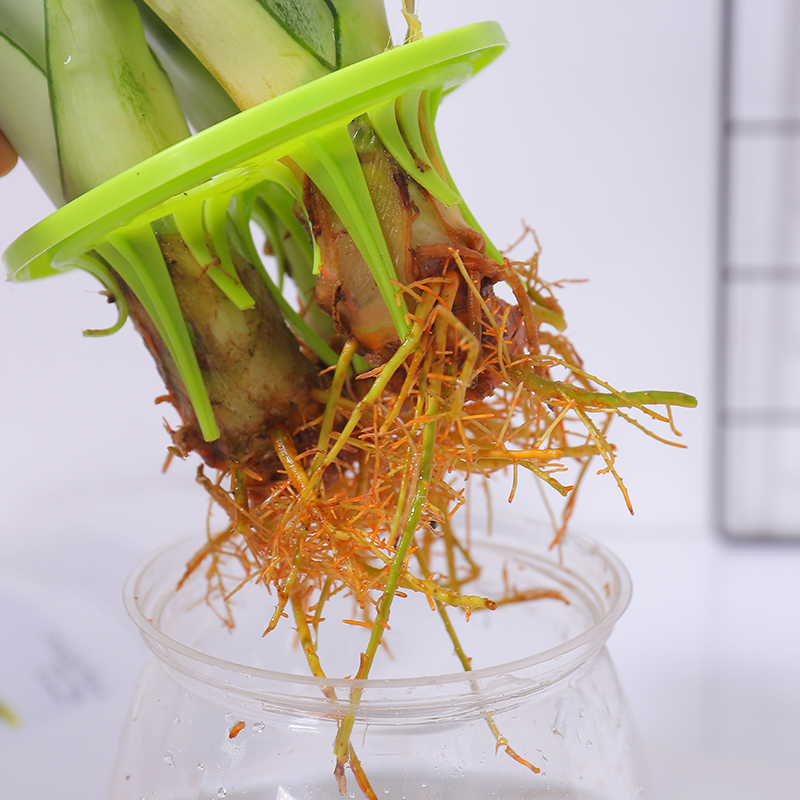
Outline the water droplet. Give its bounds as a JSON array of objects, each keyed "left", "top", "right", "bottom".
[
  {"left": 586, "top": 740, "right": 594, "bottom": 750},
  {"left": 551, "top": 697, "right": 567, "bottom": 738},
  {"left": 217, "top": 789, "right": 227, "bottom": 799},
  {"left": 197, "top": 763, "right": 205, "bottom": 771},
  {"left": 173, "top": 715, "right": 181, "bottom": 725},
  {"left": 163, "top": 752, "right": 175, "bottom": 768},
  {"left": 448, "top": 766, "right": 464, "bottom": 778},
  {"left": 253, "top": 721, "right": 265, "bottom": 733},
  {"left": 63, "top": 55, "right": 71, "bottom": 65}
]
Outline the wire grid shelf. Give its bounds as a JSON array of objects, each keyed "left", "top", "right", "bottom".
[{"left": 716, "top": 0, "right": 800, "bottom": 539}]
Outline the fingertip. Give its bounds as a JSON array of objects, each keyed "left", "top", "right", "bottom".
[{"left": 0, "top": 129, "right": 19, "bottom": 177}]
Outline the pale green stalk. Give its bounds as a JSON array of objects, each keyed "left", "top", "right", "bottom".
[
  {"left": 1, "top": 0, "right": 44, "bottom": 67},
  {"left": 142, "top": 0, "right": 391, "bottom": 109},
  {"left": 135, "top": 1, "right": 239, "bottom": 131},
  {"left": 0, "top": 30, "right": 60, "bottom": 204},
  {"left": 45, "top": 0, "right": 190, "bottom": 201}
]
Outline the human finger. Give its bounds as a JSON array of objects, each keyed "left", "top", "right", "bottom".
[{"left": 0, "top": 129, "right": 18, "bottom": 177}]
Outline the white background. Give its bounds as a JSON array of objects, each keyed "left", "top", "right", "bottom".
[{"left": 1, "top": 2, "right": 799, "bottom": 798}]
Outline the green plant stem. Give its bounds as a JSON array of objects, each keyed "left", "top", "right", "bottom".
[
  {"left": 333, "top": 392, "right": 438, "bottom": 776},
  {"left": 515, "top": 366, "right": 697, "bottom": 410},
  {"left": 294, "top": 292, "right": 436, "bottom": 515}
]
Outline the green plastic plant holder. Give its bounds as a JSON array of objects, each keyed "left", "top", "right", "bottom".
[{"left": 2, "top": 22, "right": 508, "bottom": 443}]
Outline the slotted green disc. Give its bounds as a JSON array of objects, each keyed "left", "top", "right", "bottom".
[{"left": 3, "top": 22, "right": 507, "bottom": 282}]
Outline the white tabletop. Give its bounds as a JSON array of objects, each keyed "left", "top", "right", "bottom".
[{"left": 1, "top": 487, "right": 799, "bottom": 800}]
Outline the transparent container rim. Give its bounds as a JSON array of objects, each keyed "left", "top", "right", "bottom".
[{"left": 123, "top": 529, "right": 632, "bottom": 691}]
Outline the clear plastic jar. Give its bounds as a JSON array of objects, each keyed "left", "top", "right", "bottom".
[{"left": 110, "top": 525, "right": 649, "bottom": 799}]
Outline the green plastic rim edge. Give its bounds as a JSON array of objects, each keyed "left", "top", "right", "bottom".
[
  {"left": 3, "top": 21, "right": 507, "bottom": 281},
  {"left": 2, "top": 21, "right": 507, "bottom": 444}
]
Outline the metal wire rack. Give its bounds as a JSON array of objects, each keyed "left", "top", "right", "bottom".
[{"left": 716, "top": 0, "right": 800, "bottom": 539}]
